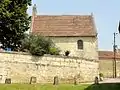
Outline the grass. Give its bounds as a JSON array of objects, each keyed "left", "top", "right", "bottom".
[
  {"left": 0, "top": 84, "right": 88, "bottom": 90},
  {"left": 0, "top": 83, "right": 120, "bottom": 90}
]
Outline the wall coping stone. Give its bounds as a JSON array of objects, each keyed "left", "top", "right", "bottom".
[{"left": 0, "top": 51, "right": 99, "bottom": 62}]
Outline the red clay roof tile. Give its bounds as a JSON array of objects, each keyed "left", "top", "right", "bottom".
[
  {"left": 99, "top": 51, "right": 120, "bottom": 59},
  {"left": 32, "top": 15, "right": 97, "bottom": 36}
]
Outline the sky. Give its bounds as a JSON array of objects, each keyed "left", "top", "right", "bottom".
[{"left": 27, "top": 0, "right": 120, "bottom": 51}]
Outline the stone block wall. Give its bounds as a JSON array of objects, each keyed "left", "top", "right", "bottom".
[
  {"left": 99, "top": 59, "right": 120, "bottom": 78},
  {"left": 0, "top": 52, "right": 99, "bottom": 83}
]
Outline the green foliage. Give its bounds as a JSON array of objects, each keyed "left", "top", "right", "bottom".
[
  {"left": 0, "top": 0, "right": 31, "bottom": 50},
  {"left": 99, "top": 73, "right": 104, "bottom": 77},
  {"left": 21, "top": 34, "right": 60, "bottom": 56},
  {"left": 49, "top": 47, "right": 60, "bottom": 55}
]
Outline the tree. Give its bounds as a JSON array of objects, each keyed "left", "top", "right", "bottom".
[
  {"left": 21, "top": 34, "right": 60, "bottom": 56},
  {"left": 0, "top": 0, "right": 31, "bottom": 51}
]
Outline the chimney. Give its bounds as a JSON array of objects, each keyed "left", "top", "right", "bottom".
[
  {"left": 32, "top": 4, "right": 37, "bottom": 16},
  {"left": 30, "top": 4, "right": 37, "bottom": 33}
]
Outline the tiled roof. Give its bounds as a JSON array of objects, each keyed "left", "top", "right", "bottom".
[
  {"left": 99, "top": 51, "right": 120, "bottom": 59},
  {"left": 32, "top": 15, "right": 97, "bottom": 36}
]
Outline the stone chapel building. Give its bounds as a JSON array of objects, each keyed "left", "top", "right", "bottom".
[
  {"left": 31, "top": 4, "right": 98, "bottom": 60},
  {"left": 0, "top": 4, "right": 99, "bottom": 84}
]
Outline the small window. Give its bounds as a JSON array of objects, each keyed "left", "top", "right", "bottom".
[{"left": 77, "top": 40, "right": 83, "bottom": 49}]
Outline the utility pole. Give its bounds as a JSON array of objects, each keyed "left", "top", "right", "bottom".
[{"left": 113, "top": 33, "right": 117, "bottom": 78}]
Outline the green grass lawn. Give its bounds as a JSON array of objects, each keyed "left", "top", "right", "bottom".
[
  {"left": 0, "top": 83, "right": 120, "bottom": 90},
  {"left": 0, "top": 84, "right": 88, "bottom": 90}
]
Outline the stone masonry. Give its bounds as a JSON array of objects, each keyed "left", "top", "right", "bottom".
[{"left": 0, "top": 52, "right": 99, "bottom": 84}]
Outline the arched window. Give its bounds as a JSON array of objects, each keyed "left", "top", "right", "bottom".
[{"left": 77, "top": 40, "right": 83, "bottom": 49}]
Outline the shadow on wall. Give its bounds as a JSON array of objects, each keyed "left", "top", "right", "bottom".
[{"left": 84, "top": 83, "right": 120, "bottom": 90}]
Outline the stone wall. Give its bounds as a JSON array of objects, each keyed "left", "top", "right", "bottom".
[
  {"left": 0, "top": 52, "right": 99, "bottom": 84},
  {"left": 99, "top": 59, "right": 120, "bottom": 78}
]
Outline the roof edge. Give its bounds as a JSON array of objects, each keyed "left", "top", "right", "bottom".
[{"left": 35, "top": 15, "right": 92, "bottom": 17}]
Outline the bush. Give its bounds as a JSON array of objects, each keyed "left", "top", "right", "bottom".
[
  {"left": 49, "top": 47, "right": 60, "bottom": 55},
  {"left": 21, "top": 34, "right": 60, "bottom": 56},
  {"left": 99, "top": 73, "right": 104, "bottom": 77}
]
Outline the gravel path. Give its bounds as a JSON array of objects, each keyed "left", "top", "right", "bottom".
[
  {"left": 80, "top": 78, "right": 120, "bottom": 84},
  {"left": 100, "top": 78, "right": 120, "bottom": 83}
]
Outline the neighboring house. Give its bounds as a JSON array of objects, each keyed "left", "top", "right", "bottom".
[
  {"left": 31, "top": 5, "right": 98, "bottom": 60},
  {"left": 99, "top": 51, "right": 120, "bottom": 78}
]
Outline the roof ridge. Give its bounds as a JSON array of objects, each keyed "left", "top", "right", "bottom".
[
  {"left": 99, "top": 51, "right": 113, "bottom": 52},
  {"left": 36, "top": 15, "right": 92, "bottom": 17}
]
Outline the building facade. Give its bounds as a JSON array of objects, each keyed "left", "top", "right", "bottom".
[
  {"left": 99, "top": 51, "right": 120, "bottom": 78},
  {"left": 31, "top": 5, "right": 98, "bottom": 60}
]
